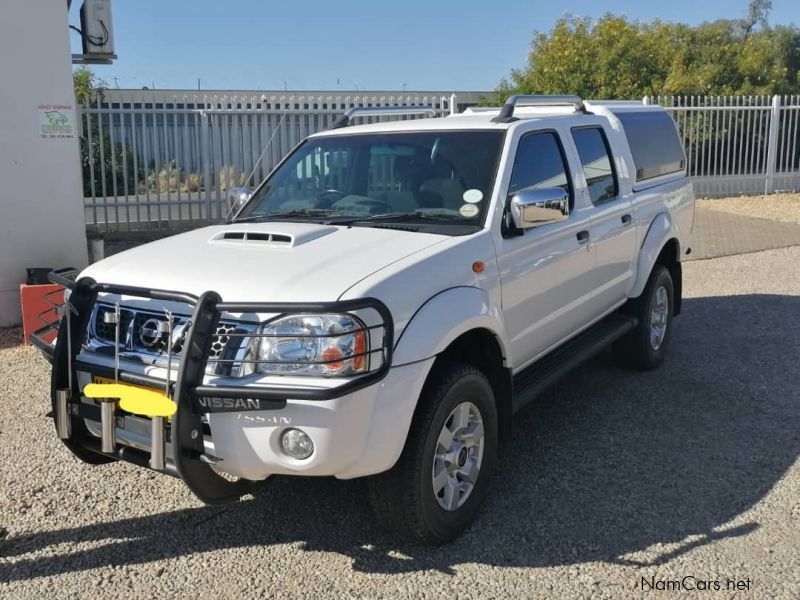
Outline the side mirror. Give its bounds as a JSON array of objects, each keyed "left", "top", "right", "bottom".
[
  {"left": 509, "top": 187, "right": 569, "bottom": 229},
  {"left": 226, "top": 186, "right": 252, "bottom": 221}
]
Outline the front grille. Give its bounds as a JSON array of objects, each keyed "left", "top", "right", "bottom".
[{"left": 88, "top": 303, "right": 253, "bottom": 367}]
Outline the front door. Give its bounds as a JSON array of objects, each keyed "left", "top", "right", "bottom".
[{"left": 495, "top": 129, "right": 598, "bottom": 370}]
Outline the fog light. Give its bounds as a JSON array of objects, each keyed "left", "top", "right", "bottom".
[{"left": 280, "top": 428, "right": 314, "bottom": 459}]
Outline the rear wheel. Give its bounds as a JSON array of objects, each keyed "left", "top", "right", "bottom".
[
  {"left": 367, "top": 362, "right": 498, "bottom": 544},
  {"left": 614, "top": 265, "right": 674, "bottom": 370}
]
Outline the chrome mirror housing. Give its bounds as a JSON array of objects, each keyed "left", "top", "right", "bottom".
[
  {"left": 226, "top": 186, "right": 252, "bottom": 220},
  {"left": 509, "top": 187, "right": 569, "bottom": 229}
]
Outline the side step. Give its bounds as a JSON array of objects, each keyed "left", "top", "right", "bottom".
[{"left": 511, "top": 314, "right": 637, "bottom": 413}]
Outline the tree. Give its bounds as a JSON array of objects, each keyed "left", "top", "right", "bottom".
[
  {"left": 742, "top": 0, "right": 772, "bottom": 38},
  {"left": 73, "top": 66, "right": 106, "bottom": 106},
  {"left": 494, "top": 8, "right": 800, "bottom": 101},
  {"left": 73, "top": 67, "right": 139, "bottom": 196}
]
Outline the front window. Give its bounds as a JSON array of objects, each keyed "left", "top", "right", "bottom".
[{"left": 235, "top": 131, "right": 504, "bottom": 232}]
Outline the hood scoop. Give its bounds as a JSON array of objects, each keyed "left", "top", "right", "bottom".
[{"left": 210, "top": 225, "right": 337, "bottom": 248}]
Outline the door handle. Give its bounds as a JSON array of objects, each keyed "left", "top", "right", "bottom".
[
  {"left": 576, "top": 230, "right": 590, "bottom": 244},
  {"left": 621, "top": 214, "right": 632, "bottom": 225}
]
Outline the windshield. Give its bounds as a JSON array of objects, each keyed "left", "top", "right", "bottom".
[{"left": 235, "top": 131, "right": 504, "bottom": 229}]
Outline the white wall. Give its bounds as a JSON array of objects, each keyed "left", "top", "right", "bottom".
[{"left": 0, "top": 0, "right": 88, "bottom": 325}]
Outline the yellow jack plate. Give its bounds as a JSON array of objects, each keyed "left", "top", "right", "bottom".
[{"left": 83, "top": 382, "right": 177, "bottom": 418}]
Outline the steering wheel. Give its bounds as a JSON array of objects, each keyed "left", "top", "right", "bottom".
[{"left": 315, "top": 189, "right": 347, "bottom": 209}]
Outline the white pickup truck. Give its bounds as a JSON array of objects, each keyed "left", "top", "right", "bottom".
[{"left": 36, "top": 95, "right": 693, "bottom": 543}]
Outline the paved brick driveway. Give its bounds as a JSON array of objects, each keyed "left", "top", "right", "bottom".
[{"left": 690, "top": 207, "right": 800, "bottom": 260}]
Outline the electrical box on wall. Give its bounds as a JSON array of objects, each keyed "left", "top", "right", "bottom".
[{"left": 79, "top": 0, "right": 115, "bottom": 56}]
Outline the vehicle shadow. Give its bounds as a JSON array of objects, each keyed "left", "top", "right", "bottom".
[{"left": 2, "top": 293, "right": 798, "bottom": 579}]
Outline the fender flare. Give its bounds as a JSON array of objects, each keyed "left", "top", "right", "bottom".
[
  {"left": 629, "top": 212, "right": 681, "bottom": 299},
  {"left": 392, "top": 286, "right": 510, "bottom": 367}
]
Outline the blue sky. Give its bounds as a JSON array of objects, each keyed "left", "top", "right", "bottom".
[{"left": 70, "top": 0, "right": 797, "bottom": 92}]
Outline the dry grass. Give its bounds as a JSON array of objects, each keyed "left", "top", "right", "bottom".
[
  {"left": 699, "top": 192, "right": 800, "bottom": 224},
  {"left": 218, "top": 166, "right": 246, "bottom": 190},
  {"left": 183, "top": 172, "right": 202, "bottom": 193}
]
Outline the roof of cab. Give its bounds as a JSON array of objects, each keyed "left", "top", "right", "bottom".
[
  {"left": 309, "top": 99, "right": 664, "bottom": 138},
  {"left": 310, "top": 107, "right": 585, "bottom": 137}
]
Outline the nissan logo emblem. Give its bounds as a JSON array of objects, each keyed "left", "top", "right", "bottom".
[{"left": 139, "top": 318, "right": 164, "bottom": 347}]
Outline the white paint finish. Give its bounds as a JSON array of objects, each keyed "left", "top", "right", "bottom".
[
  {"left": 0, "top": 0, "right": 88, "bottom": 325},
  {"left": 208, "top": 223, "right": 337, "bottom": 247},
  {"left": 81, "top": 222, "right": 449, "bottom": 303},
  {"left": 391, "top": 286, "right": 510, "bottom": 367},
  {"left": 627, "top": 178, "right": 694, "bottom": 299},
  {"left": 340, "top": 230, "right": 503, "bottom": 353},
  {"left": 311, "top": 114, "right": 509, "bottom": 137},
  {"left": 587, "top": 196, "right": 638, "bottom": 311},
  {"left": 495, "top": 219, "right": 597, "bottom": 367},
  {"left": 488, "top": 121, "right": 599, "bottom": 367},
  {"left": 206, "top": 358, "right": 434, "bottom": 480},
  {"left": 560, "top": 116, "right": 639, "bottom": 315}
]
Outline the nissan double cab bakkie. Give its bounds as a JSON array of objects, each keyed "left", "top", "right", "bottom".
[{"left": 35, "top": 95, "right": 694, "bottom": 544}]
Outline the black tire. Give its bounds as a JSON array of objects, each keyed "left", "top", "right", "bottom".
[
  {"left": 614, "top": 264, "right": 674, "bottom": 370},
  {"left": 366, "top": 361, "right": 498, "bottom": 544}
]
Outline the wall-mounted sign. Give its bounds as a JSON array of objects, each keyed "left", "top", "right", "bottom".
[{"left": 38, "top": 105, "right": 76, "bottom": 139}]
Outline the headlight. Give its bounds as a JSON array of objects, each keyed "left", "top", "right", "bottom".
[{"left": 251, "top": 313, "right": 368, "bottom": 377}]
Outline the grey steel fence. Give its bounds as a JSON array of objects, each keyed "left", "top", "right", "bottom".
[
  {"left": 649, "top": 95, "right": 800, "bottom": 197},
  {"left": 80, "top": 93, "right": 457, "bottom": 233},
  {"left": 80, "top": 93, "right": 800, "bottom": 232}
]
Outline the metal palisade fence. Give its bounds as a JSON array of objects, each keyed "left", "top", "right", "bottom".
[
  {"left": 79, "top": 92, "right": 800, "bottom": 232},
  {"left": 648, "top": 95, "right": 800, "bottom": 198},
  {"left": 79, "top": 91, "right": 460, "bottom": 233}
]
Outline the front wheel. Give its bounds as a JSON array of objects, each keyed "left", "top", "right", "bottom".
[
  {"left": 367, "top": 362, "right": 498, "bottom": 544},
  {"left": 614, "top": 264, "right": 674, "bottom": 370}
]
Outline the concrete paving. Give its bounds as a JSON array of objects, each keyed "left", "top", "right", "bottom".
[{"left": 690, "top": 207, "right": 800, "bottom": 260}]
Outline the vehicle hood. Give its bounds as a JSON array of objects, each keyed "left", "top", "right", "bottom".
[{"left": 82, "top": 222, "right": 448, "bottom": 303}]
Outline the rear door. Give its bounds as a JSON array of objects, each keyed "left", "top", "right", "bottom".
[{"left": 570, "top": 125, "right": 637, "bottom": 312}]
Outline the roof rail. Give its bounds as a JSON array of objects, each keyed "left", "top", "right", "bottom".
[
  {"left": 329, "top": 105, "right": 437, "bottom": 129},
  {"left": 491, "top": 95, "right": 587, "bottom": 123}
]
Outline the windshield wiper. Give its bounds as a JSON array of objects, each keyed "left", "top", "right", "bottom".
[
  {"left": 327, "top": 212, "right": 465, "bottom": 226},
  {"left": 234, "top": 208, "right": 343, "bottom": 223}
]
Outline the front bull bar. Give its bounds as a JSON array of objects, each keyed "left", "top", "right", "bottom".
[{"left": 30, "top": 271, "right": 393, "bottom": 505}]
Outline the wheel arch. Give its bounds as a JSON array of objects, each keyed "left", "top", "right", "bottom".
[
  {"left": 655, "top": 238, "right": 682, "bottom": 315},
  {"left": 392, "top": 286, "right": 512, "bottom": 442},
  {"left": 630, "top": 213, "right": 683, "bottom": 314},
  {"left": 430, "top": 329, "right": 513, "bottom": 443}
]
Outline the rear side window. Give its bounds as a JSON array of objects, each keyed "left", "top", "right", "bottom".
[
  {"left": 572, "top": 127, "right": 617, "bottom": 204},
  {"left": 508, "top": 131, "right": 573, "bottom": 208},
  {"left": 616, "top": 111, "right": 686, "bottom": 182}
]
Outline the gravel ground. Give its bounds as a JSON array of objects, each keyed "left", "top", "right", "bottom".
[
  {"left": 1, "top": 247, "right": 799, "bottom": 598},
  {"left": 699, "top": 192, "right": 800, "bottom": 224},
  {"left": 0, "top": 326, "right": 22, "bottom": 350}
]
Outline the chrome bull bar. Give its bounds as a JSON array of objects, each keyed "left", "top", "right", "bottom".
[{"left": 30, "top": 271, "right": 394, "bottom": 505}]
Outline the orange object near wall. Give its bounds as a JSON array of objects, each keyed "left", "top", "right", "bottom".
[{"left": 20, "top": 284, "right": 63, "bottom": 344}]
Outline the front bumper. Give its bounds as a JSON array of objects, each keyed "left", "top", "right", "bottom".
[{"left": 31, "top": 272, "right": 411, "bottom": 504}]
